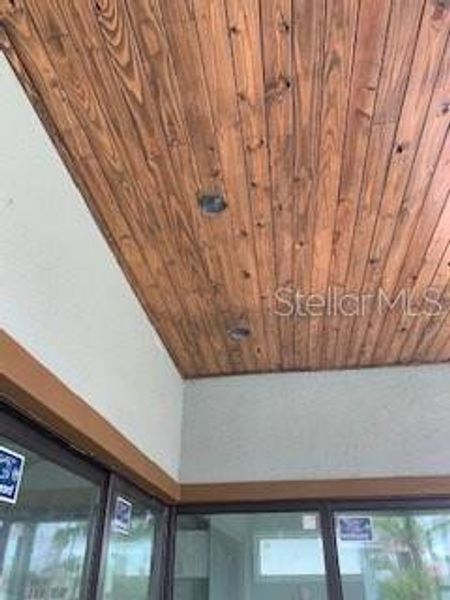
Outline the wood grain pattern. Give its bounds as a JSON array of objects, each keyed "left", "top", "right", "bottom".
[
  {"left": 334, "top": 0, "right": 427, "bottom": 368},
  {"left": 260, "top": 0, "right": 295, "bottom": 368},
  {"left": 292, "top": 0, "right": 326, "bottom": 368},
  {"left": 308, "top": 0, "right": 359, "bottom": 368},
  {"left": 1, "top": 0, "right": 449, "bottom": 376},
  {"left": 192, "top": 0, "right": 273, "bottom": 370},
  {"left": 226, "top": 0, "right": 282, "bottom": 369},
  {"left": 322, "top": 0, "right": 391, "bottom": 367},
  {"left": 350, "top": 1, "right": 450, "bottom": 366}
]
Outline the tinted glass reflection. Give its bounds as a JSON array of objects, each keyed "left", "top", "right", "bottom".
[
  {"left": 336, "top": 510, "right": 450, "bottom": 600},
  {"left": 0, "top": 436, "right": 100, "bottom": 600},
  {"left": 174, "top": 512, "right": 329, "bottom": 600}
]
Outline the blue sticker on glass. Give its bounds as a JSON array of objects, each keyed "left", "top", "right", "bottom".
[
  {"left": 112, "top": 496, "right": 133, "bottom": 534},
  {"left": 0, "top": 446, "right": 25, "bottom": 505},
  {"left": 339, "top": 516, "right": 373, "bottom": 541}
]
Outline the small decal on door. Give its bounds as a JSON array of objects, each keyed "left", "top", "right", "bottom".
[
  {"left": 302, "top": 514, "right": 317, "bottom": 530},
  {"left": 112, "top": 496, "right": 133, "bottom": 534},
  {"left": 0, "top": 446, "right": 25, "bottom": 505},
  {"left": 338, "top": 516, "right": 373, "bottom": 541}
]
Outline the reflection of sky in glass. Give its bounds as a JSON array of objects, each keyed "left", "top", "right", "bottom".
[
  {"left": 338, "top": 544, "right": 365, "bottom": 575},
  {"left": 103, "top": 510, "right": 155, "bottom": 600},
  {"left": 1, "top": 524, "right": 21, "bottom": 599},
  {"left": 109, "top": 535, "right": 153, "bottom": 576},
  {"left": 105, "top": 513, "right": 155, "bottom": 581}
]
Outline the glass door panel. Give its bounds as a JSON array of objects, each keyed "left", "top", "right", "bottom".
[
  {"left": 99, "top": 478, "right": 162, "bottom": 600},
  {"left": 335, "top": 509, "right": 450, "bottom": 600},
  {"left": 174, "top": 511, "right": 329, "bottom": 600},
  {"left": 0, "top": 409, "right": 103, "bottom": 600}
]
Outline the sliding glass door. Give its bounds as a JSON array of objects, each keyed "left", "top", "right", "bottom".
[
  {"left": 335, "top": 508, "right": 450, "bottom": 600},
  {"left": 0, "top": 405, "right": 104, "bottom": 600},
  {"left": 98, "top": 478, "right": 164, "bottom": 600},
  {"left": 0, "top": 399, "right": 168, "bottom": 600},
  {"left": 4, "top": 397, "right": 450, "bottom": 600},
  {"left": 174, "top": 511, "right": 329, "bottom": 600},
  {"left": 174, "top": 503, "right": 450, "bottom": 600}
]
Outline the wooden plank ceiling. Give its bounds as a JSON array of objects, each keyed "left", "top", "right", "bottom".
[{"left": 1, "top": 0, "right": 450, "bottom": 377}]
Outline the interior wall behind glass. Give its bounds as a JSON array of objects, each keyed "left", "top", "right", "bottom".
[{"left": 174, "top": 512, "right": 328, "bottom": 600}]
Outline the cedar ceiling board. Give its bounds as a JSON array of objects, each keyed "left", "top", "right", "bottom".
[
  {"left": 377, "top": 35, "right": 450, "bottom": 365},
  {"left": 334, "top": 0, "right": 427, "bottom": 368},
  {"left": 292, "top": 0, "right": 325, "bottom": 369},
  {"left": 352, "top": 3, "right": 450, "bottom": 366},
  {"left": 322, "top": 0, "right": 391, "bottom": 367},
  {"left": 260, "top": 0, "right": 295, "bottom": 369},
  {"left": 309, "top": 0, "right": 359, "bottom": 369},
  {"left": 1, "top": 0, "right": 449, "bottom": 378}
]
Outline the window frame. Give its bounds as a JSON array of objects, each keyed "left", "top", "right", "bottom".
[
  {"left": 1, "top": 397, "right": 109, "bottom": 599},
  {"left": 5, "top": 394, "right": 450, "bottom": 600},
  {"left": 176, "top": 501, "right": 340, "bottom": 599},
  {"left": 0, "top": 396, "right": 169, "bottom": 600},
  {"left": 175, "top": 498, "right": 450, "bottom": 600},
  {"left": 95, "top": 473, "right": 167, "bottom": 600}
]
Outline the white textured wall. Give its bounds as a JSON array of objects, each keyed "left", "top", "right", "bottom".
[
  {"left": 0, "top": 55, "right": 183, "bottom": 478},
  {"left": 181, "top": 364, "right": 450, "bottom": 483}
]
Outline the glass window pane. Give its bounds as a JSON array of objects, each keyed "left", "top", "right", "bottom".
[
  {"left": 174, "top": 512, "right": 329, "bottom": 600},
  {"left": 100, "top": 482, "right": 161, "bottom": 600},
  {"left": 0, "top": 434, "right": 101, "bottom": 600},
  {"left": 335, "top": 510, "right": 450, "bottom": 600}
]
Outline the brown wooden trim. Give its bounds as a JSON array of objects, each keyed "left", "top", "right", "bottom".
[
  {"left": 2, "top": 331, "right": 450, "bottom": 506},
  {"left": 180, "top": 476, "right": 450, "bottom": 504},
  {"left": 0, "top": 330, "right": 180, "bottom": 503}
]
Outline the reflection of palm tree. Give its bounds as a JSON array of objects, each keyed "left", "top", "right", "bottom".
[
  {"left": 373, "top": 516, "right": 439, "bottom": 600},
  {"left": 48, "top": 521, "right": 87, "bottom": 599}
]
